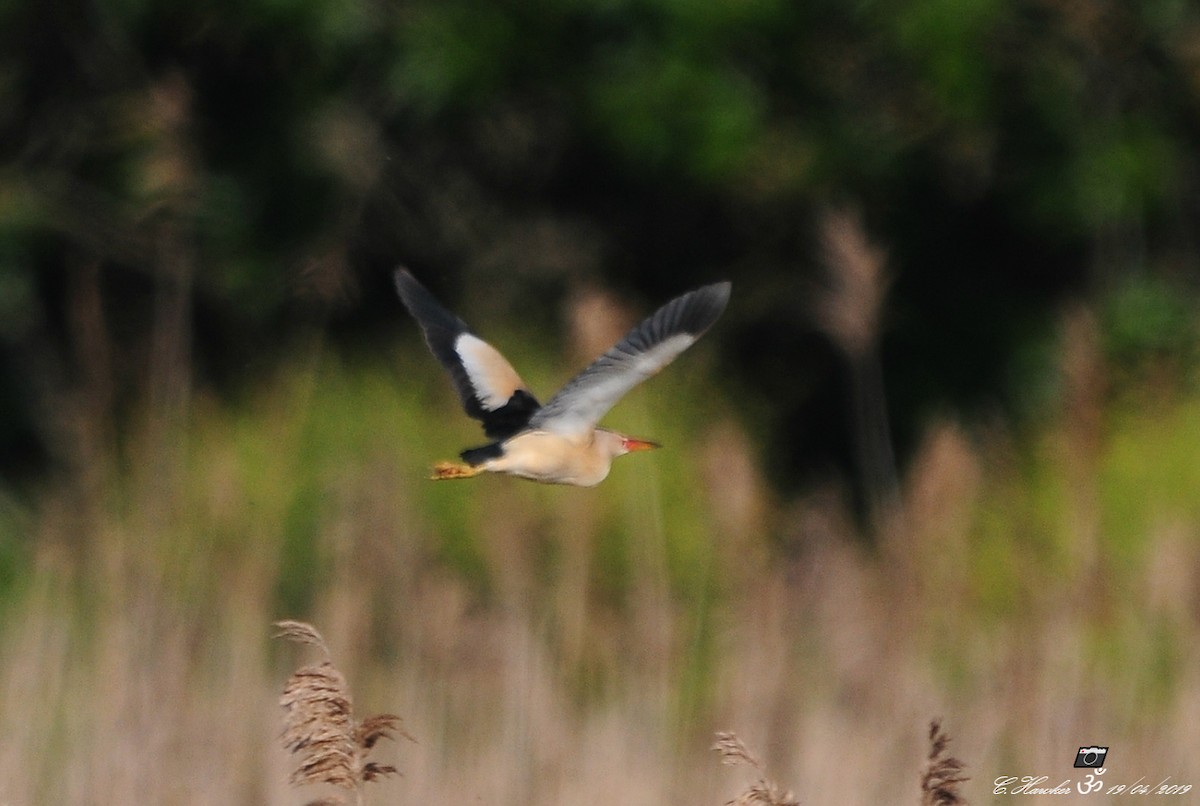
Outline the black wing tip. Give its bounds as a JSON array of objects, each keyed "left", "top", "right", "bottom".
[
  {"left": 393, "top": 267, "right": 433, "bottom": 310},
  {"left": 393, "top": 266, "right": 417, "bottom": 293},
  {"left": 677, "top": 280, "right": 732, "bottom": 335},
  {"left": 394, "top": 267, "right": 471, "bottom": 335},
  {"left": 393, "top": 267, "right": 420, "bottom": 307},
  {"left": 698, "top": 280, "right": 732, "bottom": 310}
]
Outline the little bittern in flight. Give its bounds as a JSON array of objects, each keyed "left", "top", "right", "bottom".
[{"left": 395, "top": 270, "right": 730, "bottom": 486}]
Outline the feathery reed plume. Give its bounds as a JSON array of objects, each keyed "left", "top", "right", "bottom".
[
  {"left": 921, "top": 719, "right": 968, "bottom": 806},
  {"left": 274, "top": 620, "right": 411, "bottom": 805},
  {"left": 712, "top": 732, "right": 799, "bottom": 806}
]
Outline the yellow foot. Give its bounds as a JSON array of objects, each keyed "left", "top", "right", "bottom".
[{"left": 431, "top": 461, "right": 483, "bottom": 480}]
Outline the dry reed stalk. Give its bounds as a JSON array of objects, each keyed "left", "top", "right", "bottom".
[
  {"left": 275, "top": 620, "right": 411, "bottom": 805},
  {"left": 920, "top": 719, "right": 968, "bottom": 806},
  {"left": 815, "top": 206, "right": 900, "bottom": 531},
  {"left": 712, "top": 732, "right": 799, "bottom": 806}
]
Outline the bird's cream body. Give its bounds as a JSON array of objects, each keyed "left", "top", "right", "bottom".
[{"left": 484, "top": 429, "right": 627, "bottom": 487}]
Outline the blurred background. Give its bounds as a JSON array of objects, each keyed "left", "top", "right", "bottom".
[{"left": 2, "top": 0, "right": 1200, "bottom": 802}]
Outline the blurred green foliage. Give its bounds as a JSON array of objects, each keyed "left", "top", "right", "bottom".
[{"left": 1102, "top": 275, "right": 1200, "bottom": 382}]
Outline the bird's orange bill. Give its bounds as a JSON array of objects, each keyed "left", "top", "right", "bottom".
[{"left": 622, "top": 437, "right": 661, "bottom": 452}]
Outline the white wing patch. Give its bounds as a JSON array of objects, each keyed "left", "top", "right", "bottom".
[{"left": 455, "top": 333, "right": 526, "bottom": 410}]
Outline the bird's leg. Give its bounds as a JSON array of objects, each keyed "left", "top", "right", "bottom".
[{"left": 431, "top": 461, "right": 483, "bottom": 480}]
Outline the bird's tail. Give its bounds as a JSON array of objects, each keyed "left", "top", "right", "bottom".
[{"left": 460, "top": 442, "right": 504, "bottom": 466}]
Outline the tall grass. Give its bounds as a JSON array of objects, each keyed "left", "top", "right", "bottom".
[{"left": 0, "top": 322, "right": 1198, "bottom": 803}]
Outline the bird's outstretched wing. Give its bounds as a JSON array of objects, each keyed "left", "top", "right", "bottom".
[
  {"left": 394, "top": 269, "right": 540, "bottom": 440},
  {"left": 529, "top": 281, "right": 731, "bottom": 439}
]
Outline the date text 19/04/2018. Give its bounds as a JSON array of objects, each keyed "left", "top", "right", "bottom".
[{"left": 994, "top": 773, "right": 1192, "bottom": 796}]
